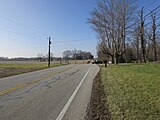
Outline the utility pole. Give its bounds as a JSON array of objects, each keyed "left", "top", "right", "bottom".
[
  {"left": 48, "top": 37, "right": 51, "bottom": 68},
  {"left": 74, "top": 48, "right": 76, "bottom": 64}
]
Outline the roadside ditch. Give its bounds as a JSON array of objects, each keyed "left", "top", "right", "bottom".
[{"left": 86, "top": 70, "right": 111, "bottom": 120}]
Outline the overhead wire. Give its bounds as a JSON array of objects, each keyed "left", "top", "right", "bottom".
[
  {"left": 0, "top": 16, "right": 96, "bottom": 44},
  {"left": 0, "top": 26, "right": 95, "bottom": 44},
  {"left": 0, "top": 15, "right": 49, "bottom": 37},
  {"left": 0, "top": 27, "right": 45, "bottom": 41},
  {"left": 144, "top": 16, "right": 160, "bottom": 26},
  {"left": 2, "top": 3, "right": 159, "bottom": 44},
  {"left": 144, "top": 4, "right": 160, "bottom": 19},
  {"left": 144, "top": 0, "right": 157, "bottom": 11},
  {"left": 54, "top": 38, "right": 96, "bottom": 43},
  {"left": 125, "top": 4, "right": 160, "bottom": 29}
]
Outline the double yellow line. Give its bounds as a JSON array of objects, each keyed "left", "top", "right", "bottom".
[{"left": 0, "top": 67, "right": 73, "bottom": 96}]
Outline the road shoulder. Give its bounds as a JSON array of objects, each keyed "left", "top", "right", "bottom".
[
  {"left": 86, "top": 68, "right": 111, "bottom": 120},
  {"left": 62, "top": 65, "right": 99, "bottom": 120}
]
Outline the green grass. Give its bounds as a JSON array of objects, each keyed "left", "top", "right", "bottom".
[{"left": 101, "top": 63, "right": 160, "bottom": 120}]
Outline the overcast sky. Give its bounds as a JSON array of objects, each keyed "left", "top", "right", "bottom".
[{"left": 0, "top": 0, "right": 159, "bottom": 58}]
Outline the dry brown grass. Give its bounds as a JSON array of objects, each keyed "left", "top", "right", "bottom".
[
  {"left": 0, "top": 61, "right": 64, "bottom": 78},
  {"left": 0, "top": 60, "right": 91, "bottom": 78}
]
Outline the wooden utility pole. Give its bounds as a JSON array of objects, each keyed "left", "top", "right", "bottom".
[
  {"left": 48, "top": 37, "right": 51, "bottom": 67},
  {"left": 74, "top": 48, "right": 76, "bottom": 64}
]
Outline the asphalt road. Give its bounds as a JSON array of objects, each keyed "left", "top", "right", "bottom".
[{"left": 0, "top": 64, "right": 99, "bottom": 120}]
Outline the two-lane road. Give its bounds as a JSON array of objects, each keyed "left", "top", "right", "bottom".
[{"left": 0, "top": 64, "right": 99, "bottom": 120}]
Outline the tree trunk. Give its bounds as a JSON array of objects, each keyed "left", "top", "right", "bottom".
[
  {"left": 113, "top": 54, "right": 119, "bottom": 65},
  {"left": 140, "top": 8, "right": 146, "bottom": 63},
  {"left": 116, "top": 54, "right": 119, "bottom": 65},
  {"left": 111, "top": 55, "right": 115, "bottom": 64},
  {"left": 152, "top": 13, "right": 157, "bottom": 61},
  {"left": 114, "top": 57, "right": 116, "bottom": 65}
]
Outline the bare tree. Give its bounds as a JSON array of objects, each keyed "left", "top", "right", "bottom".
[
  {"left": 97, "top": 40, "right": 110, "bottom": 61},
  {"left": 145, "top": 28, "right": 153, "bottom": 61},
  {"left": 89, "top": 0, "right": 137, "bottom": 64},
  {"left": 139, "top": 8, "right": 147, "bottom": 63},
  {"left": 37, "top": 53, "right": 43, "bottom": 62},
  {"left": 151, "top": 12, "right": 158, "bottom": 61},
  {"left": 63, "top": 50, "right": 72, "bottom": 59},
  {"left": 131, "top": 25, "right": 141, "bottom": 62}
]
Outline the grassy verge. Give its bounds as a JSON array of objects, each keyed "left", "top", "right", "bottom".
[
  {"left": 0, "top": 63, "right": 65, "bottom": 78},
  {"left": 101, "top": 63, "right": 160, "bottom": 120}
]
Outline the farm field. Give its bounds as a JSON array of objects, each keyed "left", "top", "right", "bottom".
[
  {"left": 101, "top": 63, "right": 160, "bottom": 120},
  {"left": 0, "top": 59, "right": 91, "bottom": 78},
  {"left": 0, "top": 61, "right": 65, "bottom": 78}
]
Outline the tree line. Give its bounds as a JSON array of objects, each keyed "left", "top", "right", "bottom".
[
  {"left": 89, "top": 0, "right": 160, "bottom": 64},
  {"left": 63, "top": 49, "right": 93, "bottom": 60}
]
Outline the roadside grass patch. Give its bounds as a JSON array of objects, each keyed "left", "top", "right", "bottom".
[
  {"left": 0, "top": 63, "right": 63, "bottom": 68},
  {"left": 101, "top": 63, "right": 160, "bottom": 120},
  {"left": 0, "top": 63, "right": 65, "bottom": 78}
]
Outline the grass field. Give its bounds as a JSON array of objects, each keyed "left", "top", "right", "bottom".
[
  {"left": 101, "top": 63, "right": 160, "bottom": 120},
  {"left": 0, "top": 61, "right": 65, "bottom": 78}
]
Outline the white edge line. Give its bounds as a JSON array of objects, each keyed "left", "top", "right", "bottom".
[{"left": 56, "top": 64, "right": 93, "bottom": 120}]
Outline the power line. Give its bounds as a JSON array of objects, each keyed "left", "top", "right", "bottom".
[
  {"left": 144, "top": 0, "right": 157, "bottom": 11},
  {"left": 54, "top": 38, "right": 96, "bottom": 43},
  {"left": 0, "top": 27, "right": 45, "bottom": 41},
  {"left": 144, "top": 16, "right": 160, "bottom": 26},
  {"left": 125, "top": 5, "right": 160, "bottom": 29},
  {"left": 0, "top": 15, "right": 49, "bottom": 36},
  {"left": 144, "top": 4, "right": 160, "bottom": 18},
  {"left": 0, "top": 25, "right": 96, "bottom": 44},
  {"left": 0, "top": 16, "right": 96, "bottom": 44},
  {"left": 0, "top": 29, "right": 95, "bottom": 44}
]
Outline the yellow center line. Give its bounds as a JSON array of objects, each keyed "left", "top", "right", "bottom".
[{"left": 0, "top": 67, "right": 73, "bottom": 96}]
